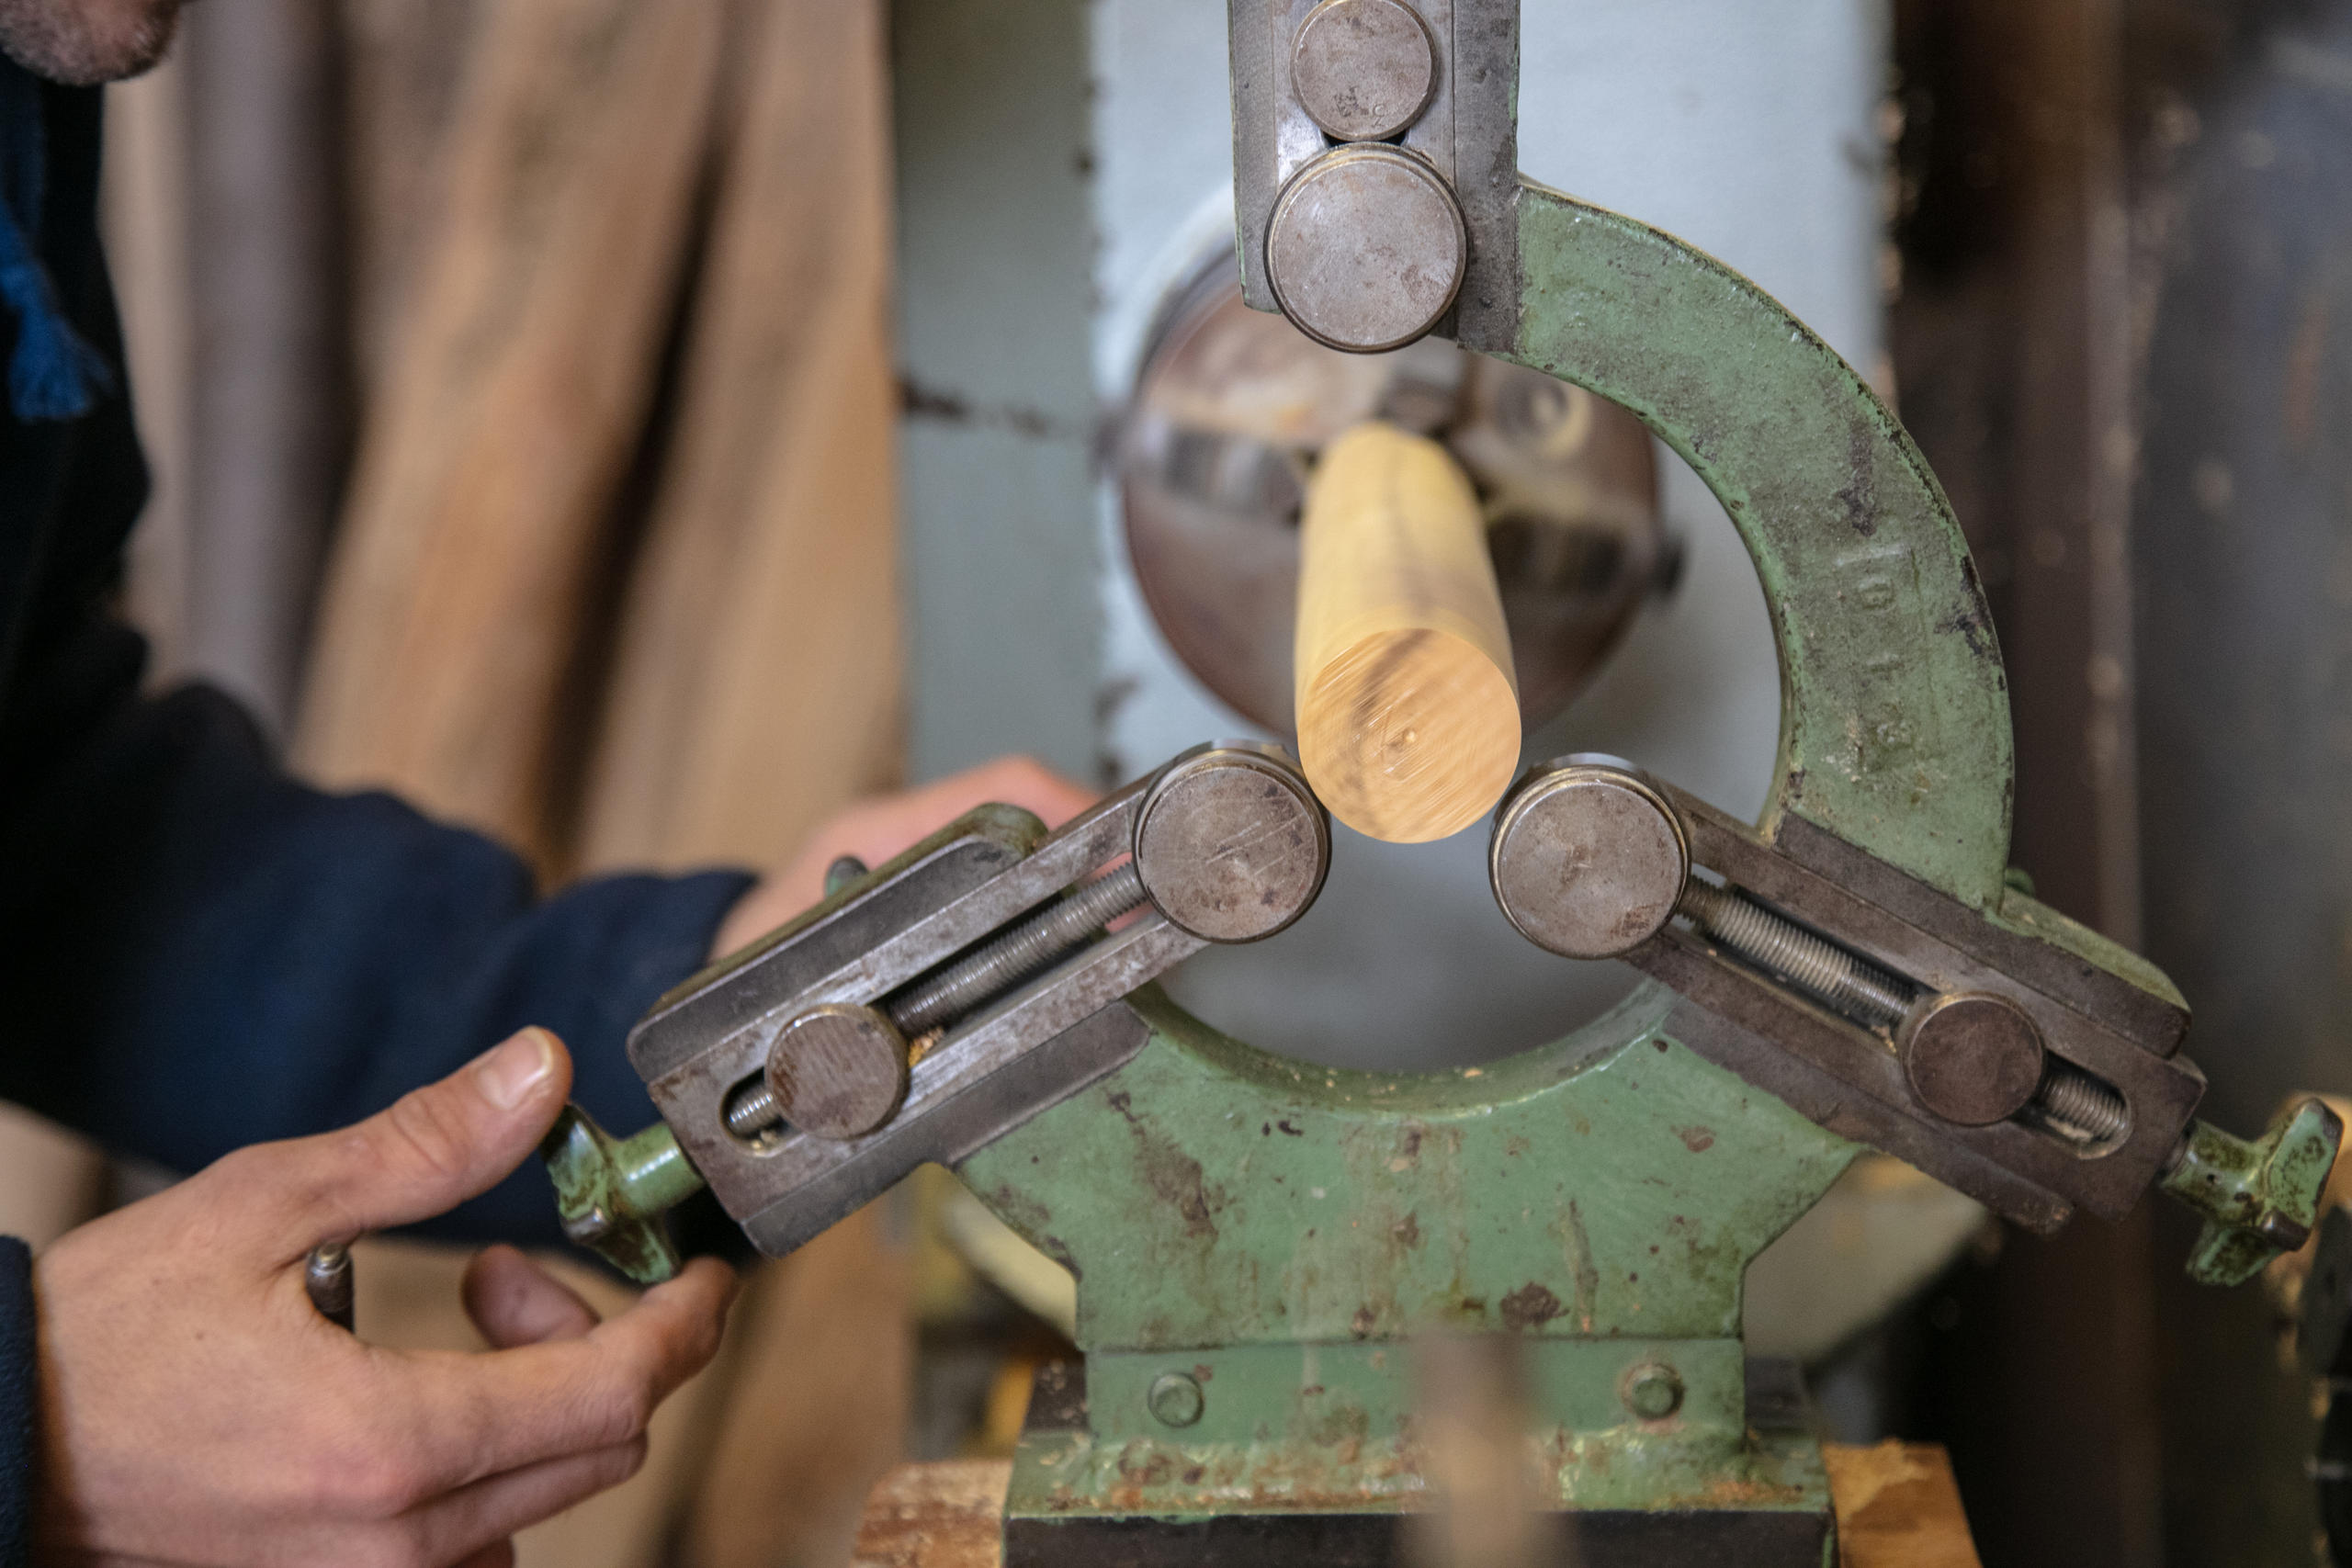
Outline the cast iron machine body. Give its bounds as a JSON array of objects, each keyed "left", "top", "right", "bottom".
[{"left": 543, "top": 1, "right": 2342, "bottom": 1561}]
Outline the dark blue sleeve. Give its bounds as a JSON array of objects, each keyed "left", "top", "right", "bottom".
[
  {"left": 0, "top": 1240, "right": 29, "bottom": 1567},
  {"left": 0, "top": 616, "right": 753, "bottom": 1246}
]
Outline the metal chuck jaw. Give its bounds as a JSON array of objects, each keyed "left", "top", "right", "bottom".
[
  {"left": 543, "top": 743, "right": 1330, "bottom": 1283},
  {"left": 1488, "top": 754, "right": 2343, "bottom": 1285}
]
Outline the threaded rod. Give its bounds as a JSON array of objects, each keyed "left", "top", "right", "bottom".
[
  {"left": 1680, "top": 882, "right": 2131, "bottom": 1143},
  {"left": 2031, "top": 1058, "right": 2129, "bottom": 1142},
  {"left": 888, "top": 862, "right": 1148, "bottom": 1035},
  {"left": 1679, "top": 881, "right": 1915, "bottom": 1032},
  {"left": 725, "top": 1081, "right": 783, "bottom": 1140}
]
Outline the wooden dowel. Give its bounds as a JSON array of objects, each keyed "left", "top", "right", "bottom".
[{"left": 1294, "top": 422, "right": 1521, "bottom": 843}]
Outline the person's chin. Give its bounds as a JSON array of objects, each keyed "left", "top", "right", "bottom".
[{"left": 0, "top": 0, "right": 184, "bottom": 86}]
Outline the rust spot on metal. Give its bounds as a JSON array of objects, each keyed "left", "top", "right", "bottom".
[
  {"left": 1104, "top": 1090, "right": 1222, "bottom": 1238},
  {"left": 1675, "top": 1124, "right": 1717, "bottom": 1153},
  {"left": 1351, "top": 1305, "right": 1377, "bottom": 1337},
  {"left": 1393, "top": 1212, "right": 1421, "bottom": 1248},
  {"left": 1500, "top": 1281, "right": 1564, "bottom": 1329},
  {"left": 1566, "top": 1199, "right": 1600, "bottom": 1331},
  {"left": 1835, "top": 422, "right": 1878, "bottom": 536},
  {"left": 1115, "top": 1440, "right": 1177, "bottom": 1487},
  {"left": 1940, "top": 557, "right": 1997, "bottom": 662},
  {"left": 982, "top": 1182, "right": 1057, "bottom": 1241}
]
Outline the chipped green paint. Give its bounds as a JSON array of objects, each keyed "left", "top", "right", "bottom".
[
  {"left": 965, "top": 987, "right": 1853, "bottom": 1352},
  {"left": 2164, "top": 1100, "right": 2346, "bottom": 1286},
  {"left": 541, "top": 1108, "right": 703, "bottom": 1285},
  {"left": 1505, "top": 181, "right": 2012, "bottom": 908},
  {"left": 1990, "top": 885, "right": 2187, "bottom": 1013},
  {"left": 1007, "top": 1404, "right": 1824, "bottom": 1517},
  {"left": 965, "top": 987, "right": 1856, "bottom": 1523}
]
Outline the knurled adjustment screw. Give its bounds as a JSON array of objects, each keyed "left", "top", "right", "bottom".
[
  {"left": 1623, "top": 1363, "right": 1684, "bottom": 1421},
  {"left": 1148, "top": 1371, "right": 1204, "bottom": 1428}
]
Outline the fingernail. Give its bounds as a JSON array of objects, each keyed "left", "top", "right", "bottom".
[{"left": 473, "top": 1029, "right": 556, "bottom": 1110}]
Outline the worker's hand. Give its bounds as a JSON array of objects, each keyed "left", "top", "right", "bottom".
[
  {"left": 32, "top": 1028, "right": 737, "bottom": 1568},
  {"left": 712, "top": 755, "right": 1098, "bottom": 957}
]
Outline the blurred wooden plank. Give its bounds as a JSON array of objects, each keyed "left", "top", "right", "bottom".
[
  {"left": 552, "top": 0, "right": 912, "bottom": 1561},
  {"left": 178, "top": 0, "right": 349, "bottom": 737},
  {"left": 295, "top": 0, "right": 726, "bottom": 861},
  {"left": 338, "top": 0, "right": 489, "bottom": 392},
  {"left": 845, "top": 1445, "right": 1983, "bottom": 1568},
  {"left": 103, "top": 58, "right": 194, "bottom": 690},
  {"left": 578, "top": 0, "right": 902, "bottom": 875},
  {"left": 686, "top": 1207, "right": 911, "bottom": 1568},
  {"left": 851, "top": 1459, "right": 1009, "bottom": 1568},
  {"left": 1886, "top": 6, "right": 2158, "bottom": 1561},
  {"left": 1825, "top": 1442, "right": 1984, "bottom": 1568}
]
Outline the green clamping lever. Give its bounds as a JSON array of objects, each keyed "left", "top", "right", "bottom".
[
  {"left": 2161, "top": 1099, "right": 2345, "bottom": 1287},
  {"left": 540, "top": 1104, "right": 708, "bottom": 1285}
]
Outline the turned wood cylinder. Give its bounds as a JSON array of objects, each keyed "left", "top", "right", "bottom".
[{"left": 1293, "top": 422, "right": 1520, "bottom": 843}]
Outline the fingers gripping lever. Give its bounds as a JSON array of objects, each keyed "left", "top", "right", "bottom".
[{"left": 545, "top": 745, "right": 1329, "bottom": 1282}]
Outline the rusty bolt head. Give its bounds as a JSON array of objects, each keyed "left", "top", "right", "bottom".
[
  {"left": 1900, "top": 991, "right": 2047, "bottom": 1127},
  {"left": 1489, "top": 758, "right": 1690, "bottom": 961},
  {"left": 1148, "top": 1371, "right": 1205, "bottom": 1428},
  {"left": 1623, "top": 1362, "right": 1684, "bottom": 1421},
  {"left": 1290, "top": 0, "right": 1439, "bottom": 142},
  {"left": 766, "top": 1004, "right": 910, "bottom": 1141}
]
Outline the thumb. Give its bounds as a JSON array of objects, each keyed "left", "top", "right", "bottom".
[{"left": 229, "top": 1028, "right": 575, "bottom": 1257}]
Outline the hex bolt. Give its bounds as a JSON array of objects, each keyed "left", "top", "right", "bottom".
[
  {"left": 1624, "top": 1363, "right": 1683, "bottom": 1420},
  {"left": 725, "top": 863, "right": 1148, "bottom": 1142},
  {"left": 1678, "top": 880, "right": 1914, "bottom": 1032},
  {"left": 1148, "top": 1371, "right": 1205, "bottom": 1428}
]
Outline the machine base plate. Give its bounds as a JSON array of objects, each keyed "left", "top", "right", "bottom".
[{"left": 1001, "top": 1360, "right": 1835, "bottom": 1568}]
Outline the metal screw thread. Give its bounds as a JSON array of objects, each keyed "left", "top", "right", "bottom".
[
  {"left": 725, "top": 863, "right": 1148, "bottom": 1142},
  {"left": 725, "top": 1081, "right": 783, "bottom": 1140},
  {"left": 2031, "top": 1059, "right": 2129, "bottom": 1142},
  {"left": 888, "top": 862, "right": 1148, "bottom": 1036},
  {"left": 1679, "top": 880, "right": 1915, "bottom": 1032}
]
